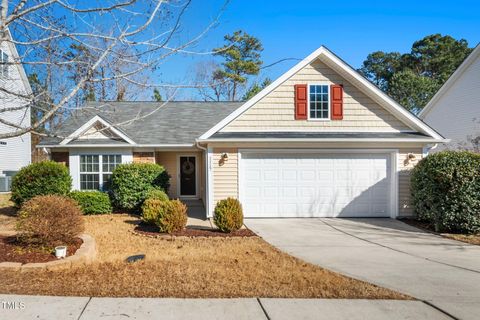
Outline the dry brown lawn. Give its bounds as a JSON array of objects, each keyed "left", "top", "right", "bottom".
[
  {"left": 443, "top": 233, "right": 480, "bottom": 245},
  {"left": 0, "top": 193, "right": 16, "bottom": 234},
  {"left": 0, "top": 210, "right": 409, "bottom": 299},
  {"left": 402, "top": 218, "right": 480, "bottom": 246}
]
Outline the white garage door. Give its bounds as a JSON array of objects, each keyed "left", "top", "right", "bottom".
[{"left": 240, "top": 152, "right": 393, "bottom": 218}]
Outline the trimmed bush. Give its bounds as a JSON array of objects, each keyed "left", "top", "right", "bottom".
[
  {"left": 109, "top": 163, "right": 170, "bottom": 211},
  {"left": 11, "top": 161, "right": 72, "bottom": 207},
  {"left": 411, "top": 151, "right": 480, "bottom": 233},
  {"left": 214, "top": 198, "right": 243, "bottom": 233},
  {"left": 146, "top": 199, "right": 187, "bottom": 233},
  {"left": 145, "top": 188, "right": 169, "bottom": 202},
  {"left": 16, "top": 195, "right": 84, "bottom": 246},
  {"left": 142, "top": 198, "right": 164, "bottom": 225},
  {"left": 70, "top": 190, "right": 112, "bottom": 215},
  {"left": 156, "top": 199, "right": 187, "bottom": 234}
]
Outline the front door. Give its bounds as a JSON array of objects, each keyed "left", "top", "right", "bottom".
[{"left": 179, "top": 156, "right": 196, "bottom": 197}]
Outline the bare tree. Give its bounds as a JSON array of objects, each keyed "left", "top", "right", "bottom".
[
  {"left": 0, "top": 0, "right": 228, "bottom": 140},
  {"left": 194, "top": 60, "right": 231, "bottom": 101}
]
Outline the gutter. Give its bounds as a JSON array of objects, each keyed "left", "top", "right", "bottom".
[
  {"left": 37, "top": 144, "right": 196, "bottom": 148},
  {"left": 196, "top": 138, "right": 450, "bottom": 143}
]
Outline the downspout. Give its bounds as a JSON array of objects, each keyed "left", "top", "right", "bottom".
[{"left": 195, "top": 140, "right": 209, "bottom": 218}]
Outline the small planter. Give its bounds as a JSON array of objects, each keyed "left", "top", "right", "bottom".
[{"left": 55, "top": 246, "right": 67, "bottom": 259}]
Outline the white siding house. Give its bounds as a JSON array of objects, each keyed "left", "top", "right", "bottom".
[
  {"left": 0, "top": 31, "right": 32, "bottom": 190},
  {"left": 419, "top": 45, "right": 480, "bottom": 151}
]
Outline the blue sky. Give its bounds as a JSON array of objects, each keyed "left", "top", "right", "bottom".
[{"left": 158, "top": 0, "right": 479, "bottom": 99}]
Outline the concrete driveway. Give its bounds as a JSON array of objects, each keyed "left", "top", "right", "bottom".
[{"left": 245, "top": 218, "right": 480, "bottom": 320}]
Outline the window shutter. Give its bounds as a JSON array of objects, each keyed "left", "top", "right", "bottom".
[
  {"left": 330, "top": 84, "right": 343, "bottom": 120},
  {"left": 294, "top": 84, "right": 308, "bottom": 120}
]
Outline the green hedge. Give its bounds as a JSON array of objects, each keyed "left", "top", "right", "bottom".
[
  {"left": 411, "top": 151, "right": 480, "bottom": 233},
  {"left": 11, "top": 161, "right": 72, "bottom": 207},
  {"left": 109, "top": 163, "right": 170, "bottom": 211},
  {"left": 70, "top": 190, "right": 112, "bottom": 215}
]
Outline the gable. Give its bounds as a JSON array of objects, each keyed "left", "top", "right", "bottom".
[
  {"left": 76, "top": 122, "right": 124, "bottom": 141},
  {"left": 200, "top": 46, "right": 444, "bottom": 141},
  {"left": 419, "top": 45, "right": 480, "bottom": 147},
  {"left": 60, "top": 115, "right": 135, "bottom": 145},
  {"left": 220, "top": 60, "right": 413, "bottom": 133}
]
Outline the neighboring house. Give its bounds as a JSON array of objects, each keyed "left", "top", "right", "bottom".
[
  {"left": 419, "top": 44, "right": 480, "bottom": 151},
  {"left": 0, "top": 30, "right": 32, "bottom": 191},
  {"left": 39, "top": 46, "right": 445, "bottom": 219}
]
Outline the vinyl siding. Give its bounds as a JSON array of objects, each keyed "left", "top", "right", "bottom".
[
  {"left": 212, "top": 148, "right": 238, "bottom": 206},
  {"left": 397, "top": 148, "right": 423, "bottom": 217},
  {"left": 421, "top": 51, "right": 480, "bottom": 151},
  {"left": 0, "top": 40, "right": 31, "bottom": 173},
  {"left": 220, "top": 60, "right": 412, "bottom": 133},
  {"left": 211, "top": 145, "right": 422, "bottom": 217}
]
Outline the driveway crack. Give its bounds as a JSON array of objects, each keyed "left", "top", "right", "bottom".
[
  {"left": 77, "top": 297, "right": 92, "bottom": 320},
  {"left": 319, "top": 219, "right": 480, "bottom": 274}
]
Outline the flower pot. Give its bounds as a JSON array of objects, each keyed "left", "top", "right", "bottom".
[{"left": 55, "top": 246, "right": 67, "bottom": 259}]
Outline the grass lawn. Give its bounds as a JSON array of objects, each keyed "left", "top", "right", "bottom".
[{"left": 0, "top": 194, "right": 408, "bottom": 299}]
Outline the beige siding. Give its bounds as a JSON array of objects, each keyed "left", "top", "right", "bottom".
[
  {"left": 155, "top": 152, "right": 178, "bottom": 198},
  {"left": 397, "top": 148, "right": 423, "bottom": 217},
  {"left": 210, "top": 145, "right": 423, "bottom": 217},
  {"left": 212, "top": 148, "right": 238, "bottom": 206},
  {"left": 221, "top": 60, "right": 412, "bottom": 132},
  {"left": 155, "top": 151, "right": 203, "bottom": 200}
]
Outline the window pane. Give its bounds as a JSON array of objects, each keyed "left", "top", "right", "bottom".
[
  {"left": 102, "top": 174, "right": 112, "bottom": 191},
  {"left": 80, "top": 174, "right": 99, "bottom": 190},
  {"left": 309, "top": 85, "right": 329, "bottom": 119}
]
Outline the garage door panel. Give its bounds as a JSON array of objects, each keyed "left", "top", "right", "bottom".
[{"left": 241, "top": 152, "right": 392, "bottom": 218}]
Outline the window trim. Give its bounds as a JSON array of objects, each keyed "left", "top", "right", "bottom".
[
  {"left": 0, "top": 49, "right": 9, "bottom": 78},
  {"left": 307, "top": 83, "right": 330, "bottom": 121},
  {"left": 79, "top": 154, "right": 121, "bottom": 190}
]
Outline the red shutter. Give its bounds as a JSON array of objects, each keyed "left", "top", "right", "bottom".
[
  {"left": 330, "top": 84, "right": 343, "bottom": 120},
  {"left": 294, "top": 84, "right": 308, "bottom": 120}
]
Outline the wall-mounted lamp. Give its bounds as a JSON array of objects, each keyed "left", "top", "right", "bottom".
[
  {"left": 404, "top": 153, "right": 417, "bottom": 165},
  {"left": 221, "top": 153, "right": 229, "bottom": 161}
]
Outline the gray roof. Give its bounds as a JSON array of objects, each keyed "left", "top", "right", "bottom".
[
  {"left": 209, "top": 132, "right": 431, "bottom": 140},
  {"left": 39, "top": 101, "right": 242, "bottom": 146}
]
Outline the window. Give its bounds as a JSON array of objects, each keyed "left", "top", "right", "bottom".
[
  {"left": 309, "top": 85, "right": 329, "bottom": 119},
  {"left": 80, "top": 154, "right": 121, "bottom": 190},
  {"left": 0, "top": 50, "right": 9, "bottom": 78}
]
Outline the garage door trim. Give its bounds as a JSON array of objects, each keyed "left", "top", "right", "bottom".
[{"left": 238, "top": 149, "right": 399, "bottom": 218}]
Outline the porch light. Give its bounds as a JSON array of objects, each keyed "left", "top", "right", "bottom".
[{"left": 221, "top": 153, "right": 229, "bottom": 161}]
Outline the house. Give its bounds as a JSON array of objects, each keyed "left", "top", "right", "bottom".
[
  {"left": 419, "top": 44, "right": 480, "bottom": 151},
  {"left": 0, "top": 30, "right": 32, "bottom": 191},
  {"left": 39, "top": 46, "right": 445, "bottom": 219}
]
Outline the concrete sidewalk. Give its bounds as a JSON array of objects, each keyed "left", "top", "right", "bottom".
[{"left": 0, "top": 295, "right": 452, "bottom": 320}]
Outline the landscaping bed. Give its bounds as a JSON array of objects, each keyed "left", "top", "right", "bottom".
[
  {"left": 0, "top": 236, "right": 82, "bottom": 264},
  {"left": 134, "top": 222, "right": 257, "bottom": 238},
  {"left": 402, "top": 218, "right": 480, "bottom": 246},
  {"left": 0, "top": 213, "right": 410, "bottom": 299}
]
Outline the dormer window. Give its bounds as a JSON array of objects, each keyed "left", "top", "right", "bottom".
[
  {"left": 309, "top": 84, "right": 330, "bottom": 120},
  {"left": 0, "top": 50, "right": 9, "bottom": 78}
]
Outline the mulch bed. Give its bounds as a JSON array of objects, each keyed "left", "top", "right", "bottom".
[
  {"left": 400, "top": 218, "right": 434, "bottom": 232},
  {"left": 134, "top": 223, "right": 257, "bottom": 238},
  {"left": 0, "top": 236, "right": 83, "bottom": 264}
]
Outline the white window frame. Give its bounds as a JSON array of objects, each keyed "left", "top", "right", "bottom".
[
  {"left": 79, "top": 154, "right": 122, "bottom": 190},
  {"left": 307, "top": 83, "right": 330, "bottom": 121},
  {"left": 0, "top": 49, "right": 9, "bottom": 78}
]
